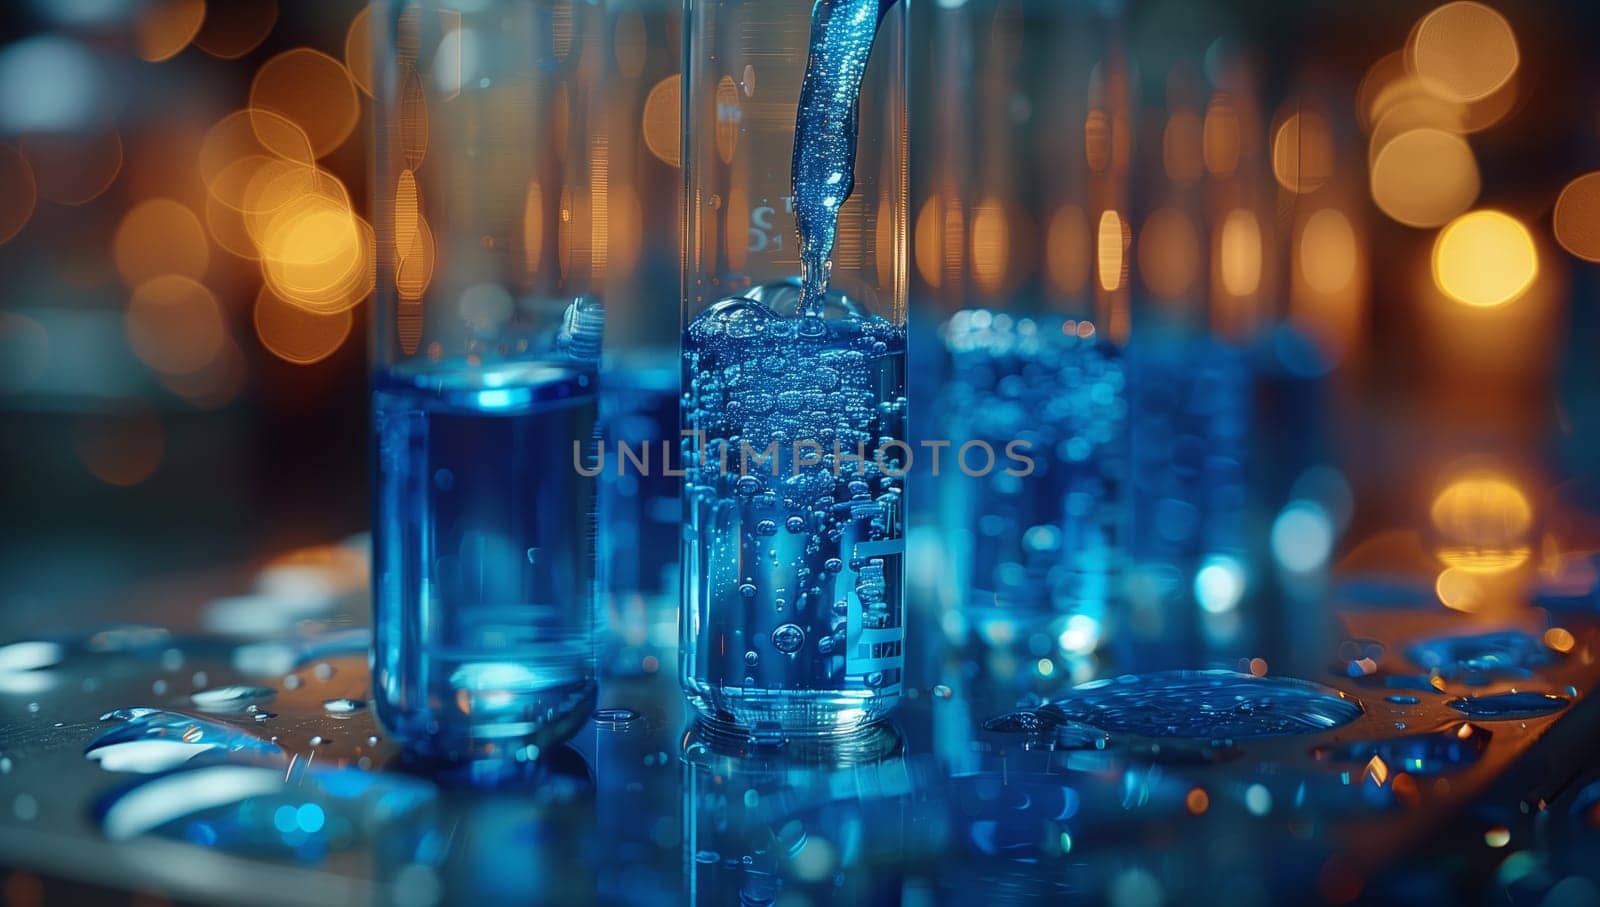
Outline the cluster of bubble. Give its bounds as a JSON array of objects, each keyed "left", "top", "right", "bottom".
[
  {"left": 1126, "top": 337, "right": 1252, "bottom": 568},
  {"left": 683, "top": 285, "right": 905, "bottom": 689},
  {"left": 983, "top": 670, "right": 1364, "bottom": 742},
  {"left": 938, "top": 308, "right": 1127, "bottom": 623}
]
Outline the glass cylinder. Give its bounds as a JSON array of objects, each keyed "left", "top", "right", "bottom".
[
  {"left": 595, "top": 0, "right": 684, "bottom": 678},
  {"left": 920, "top": 0, "right": 1129, "bottom": 695},
  {"left": 680, "top": 0, "right": 910, "bottom": 735},
  {"left": 370, "top": 0, "right": 608, "bottom": 760}
]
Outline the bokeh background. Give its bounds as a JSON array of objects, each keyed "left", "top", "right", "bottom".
[{"left": 2, "top": 0, "right": 1600, "bottom": 657}]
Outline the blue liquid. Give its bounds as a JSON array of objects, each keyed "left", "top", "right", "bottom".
[
  {"left": 1036, "top": 670, "right": 1363, "bottom": 739},
  {"left": 372, "top": 361, "right": 598, "bottom": 759},
  {"left": 792, "top": 0, "right": 898, "bottom": 316},
  {"left": 1446, "top": 692, "right": 1570, "bottom": 720},
  {"left": 1122, "top": 336, "right": 1252, "bottom": 669},
  {"left": 598, "top": 363, "right": 680, "bottom": 673},
  {"left": 938, "top": 310, "right": 1127, "bottom": 666},
  {"left": 681, "top": 290, "right": 906, "bottom": 734}
]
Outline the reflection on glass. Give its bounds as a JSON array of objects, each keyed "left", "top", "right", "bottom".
[{"left": 681, "top": 721, "right": 910, "bottom": 904}]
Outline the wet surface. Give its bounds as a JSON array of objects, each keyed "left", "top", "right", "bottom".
[{"left": 0, "top": 544, "right": 1597, "bottom": 905}]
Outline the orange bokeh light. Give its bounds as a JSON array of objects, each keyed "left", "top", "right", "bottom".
[
  {"left": 194, "top": 0, "right": 278, "bottom": 60},
  {"left": 1408, "top": 2, "right": 1519, "bottom": 104},
  {"left": 1553, "top": 172, "right": 1600, "bottom": 263},
  {"left": 134, "top": 0, "right": 206, "bottom": 63},
  {"left": 1219, "top": 208, "right": 1262, "bottom": 297},
  {"left": 1299, "top": 209, "right": 1358, "bottom": 296},
  {"left": 19, "top": 130, "right": 123, "bottom": 206},
  {"left": 344, "top": 5, "right": 376, "bottom": 97},
  {"left": 0, "top": 143, "right": 35, "bottom": 245},
  {"left": 250, "top": 48, "right": 362, "bottom": 158},
  {"left": 1430, "top": 472, "right": 1534, "bottom": 573},
  {"left": 1138, "top": 208, "right": 1201, "bottom": 299},
  {"left": 970, "top": 198, "right": 1009, "bottom": 295},
  {"left": 125, "top": 275, "right": 227, "bottom": 377},
  {"left": 1272, "top": 111, "right": 1334, "bottom": 195},
  {"left": 1046, "top": 204, "right": 1091, "bottom": 296},
  {"left": 1369, "top": 128, "right": 1479, "bottom": 228},
  {"left": 253, "top": 285, "right": 354, "bottom": 365},
  {"left": 1096, "top": 209, "right": 1127, "bottom": 293},
  {"left": 642, "top": 75, "right": 680, "bottom": 167},
  {"left": 114, "top": 199, "right": 209, "bottom": 288},
  {"left": 75, "top": 408, "right": 164, "bottom": 488}
]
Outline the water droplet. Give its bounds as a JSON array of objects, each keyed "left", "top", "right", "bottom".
[
  {"left": 0, "top": 641, "right": 63, "bottom": 672},
  {"left": 231, "top": 642, "right": 298, "bottom": 676},
  {"left": 1446, "top": 692, "right": 1570, "bottom": 720},
  {"left": 93, "top": 764, "right": 436, "bottom": 849},
  {"left": 744, "top": 650, "right": 759, "bottom": 667},
  {"left": 823, "top": 558, "right": 843, "bottom": 573},
  {"left": 312, "top": 662, "right": 335, "bottom": 681},
  {"left": 282, "top": 675, "right": 302, "bottom": 690},
  {"left": 739, "top": 583, "right": 757, "bottom": 599},
  {"left": 785, "top": 516, "right": 807, "bottom": 533},
  {"left": 1385, "top": 695, "right": 1421, "bottom": 705},
  {"left": 1039, "top": 671, "right": 1363, "bottom": 738},
  {"left": 86, "top": 709, "right": 283, "bottom": 773},
  {"left": 1313, "top": 723, "right": 1491, "bottom": 775},
  {"left": 1407, "top": 631, "right": 1556, "bottom": 686},
  {"left": 933, "top": 684, "right": 953, "bottom": 700},
  {"left": 322, "top": 698, "right": 366, "bottom": 715},
  {"left": 754, "top": 519, "right": 779, "bottom": 537},
  {"left": 189, "top": 686, "right": 276, "bottom": 713},
  {"left": 309, "top": 736, "right": 328, "bottom": 747},
  {"left": 770, "top": 624, "right": 805, "bottom": 654}
]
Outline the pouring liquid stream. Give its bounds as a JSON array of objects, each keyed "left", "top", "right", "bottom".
[{"left": 793, "top": 0, "right": 900, "bottom": 317}]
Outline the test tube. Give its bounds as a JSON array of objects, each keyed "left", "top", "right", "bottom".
[
  {"left": 596, "top": 0, "right": 684, "bottom": 678},
  {"left": 680, "top": 0, "right": 910, "bottom": 735},
  {"left": 370, "top": 1, "right": 608, "bottom": 760},
  {"left": 919, "top": 0, "right": 1128, "bottom": 693}
]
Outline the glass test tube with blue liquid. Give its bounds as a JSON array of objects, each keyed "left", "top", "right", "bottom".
[
  {"left": 681, "top": 0, "right": 910, "bottom": 735},
  {"left": 923, "top": 0, "right": 1129, "bottom": 688},
  {"left": 370, "top": 0, "right": 608, "bottom": 759}
]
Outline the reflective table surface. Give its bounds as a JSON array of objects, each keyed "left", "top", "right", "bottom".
[{"left": 1, "top": 536, "right": 1599, "bottom": 906}]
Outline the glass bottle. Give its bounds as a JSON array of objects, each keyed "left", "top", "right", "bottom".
[
  {"left": 369, "top": 0, "right": 608, "bottom": 760},
  {"left": 679, "top": 0, "right": 910, "bottom": 736}
]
